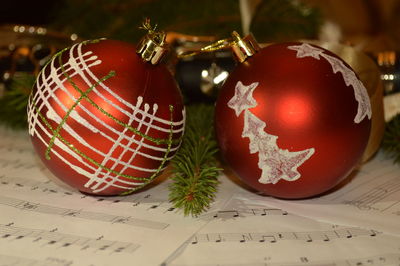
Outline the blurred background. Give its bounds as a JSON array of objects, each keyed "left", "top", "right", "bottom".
[
  {"left": 1, "top": 0, "right": 399, "bottom": 50},
  {"left": 1, "top": 0, "right": 400, "bottom": 126}
]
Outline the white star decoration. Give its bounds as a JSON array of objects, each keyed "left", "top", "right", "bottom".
[
  {"left": 287, "top": 43, "right": 372, "bottom": 123},
  {"left": 228, "top": 82, "right": 315, "bottom": 185},
  {"left": 228, "top": 81, "right": 258, "bottom": 117},
  {"left": 288, "top": 43, "right": 324, "bottom": 59}
]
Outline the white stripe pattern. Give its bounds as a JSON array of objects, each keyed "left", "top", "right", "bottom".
[{"left": 27, "top": 41, "right": 185, "bottom": 194}]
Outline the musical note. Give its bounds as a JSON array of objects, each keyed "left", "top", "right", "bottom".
[
  {"left": 165, "top": 207, "right": 175, "bottom": 212},
  {"left": 208, "top": 233, "right": 222, "bottom": 243},
  {"left": 323, "top": 234, "right": 330, "bottom": 242},
  {"left": 191, "top": 236, "right": 198, "bottom": 245},
  {"left": 239, "top": 234, "right": 249, "bottom": 243},
  {"left": 255, "top": 234, "right": 277, "bottom": 243}
]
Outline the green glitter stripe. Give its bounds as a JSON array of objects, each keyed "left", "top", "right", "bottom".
[
  {"left": 45, "top": 69, "right": 116, "bottom": 160},
  {"left": 35, "top": 102, "right": 176, "bottom": 182},
  {"left": 58, "top": 50, "right": 179, "bottom": 146}
]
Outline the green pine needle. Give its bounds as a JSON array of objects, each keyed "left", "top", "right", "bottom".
[
  {"left": 0, "top": 73, "right": 35, "bottom": 129},
  {"left": 382, "top": 113, "right": 400, "bottom": 164},
  {"left": 169, "top": 104, "right": 222, "bottom": 217}
]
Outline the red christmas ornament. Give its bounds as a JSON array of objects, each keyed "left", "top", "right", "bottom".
[
  {"left": 215, "top": 34, "right": 372, "bottom": 199},
  {"left": 27, "top": 27, "right": 185, "bottom": 195}
]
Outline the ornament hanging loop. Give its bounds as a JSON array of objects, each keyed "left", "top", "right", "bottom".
[
  {"left": 136, "top": 18, "right": 169, "bottom": 65},
  {"left": 177, "top": 38, "right": 232, "bottom": 58},
  {"left": 177, "top": 31, "right": 260, "bottom": 63}
]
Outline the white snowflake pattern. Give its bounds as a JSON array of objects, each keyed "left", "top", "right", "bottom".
[{"left": 228, "top": 81, "right": 258, "bottom": 117}]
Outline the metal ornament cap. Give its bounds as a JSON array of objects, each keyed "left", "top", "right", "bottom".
[
  {"left": 231, "top": 31, "right": 260, "bottom": 63},
  {"left": 136, "top": 34, "right": 169, "bottom": 65},
  {"left": 136, "top": 19, "right": 169, "bottom": 65}
]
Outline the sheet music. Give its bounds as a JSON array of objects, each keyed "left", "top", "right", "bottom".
[
  {"left": 164, "top": 154, "right": 400, "bottom": 266},
  {"left": 254, "top": 153, "right": 400, "bottom": 236},
  {"left": 166, "top": 202, "right": 400, "bottom": 266},
  {"left": 170, "top": 234, "right": 400, "bottom": 266},
  {"left": 0, "top": 127, "right": 236, "bottom": 265},
  {"left": 1, "top": 126, "right": 400, "bottom": 266}
]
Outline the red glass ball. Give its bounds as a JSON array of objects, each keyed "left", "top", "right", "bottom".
[
  {"left": 27, "top": 39, "right": 185, "bottom": 195},
  {"left": 215, "top": 42, "right": 372, "bottom": 199}
]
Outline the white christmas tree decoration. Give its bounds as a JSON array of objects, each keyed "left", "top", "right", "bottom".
[
  {"left": 242, "top": 110, "right": 315, "bottom": 184},
  {"left": 288, "top": 43, "right": 372, "bottom": 123},
  {"left": 229, "top": 81, "right": 315, "bottom": 185}
]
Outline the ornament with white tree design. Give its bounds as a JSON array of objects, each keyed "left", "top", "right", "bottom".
[{"left": 215, "top": 39, "right": 371, "bottom": 199}]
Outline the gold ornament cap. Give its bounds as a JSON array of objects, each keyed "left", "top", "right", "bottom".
[
  {"left": 230, "top": 31, "right": 260, "bottom": 63},
  {"left": 136, "top": 19, "right": 169, "bottom": 65}
]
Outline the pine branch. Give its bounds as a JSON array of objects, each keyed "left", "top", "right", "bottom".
[
  {"left": 0, "top": 73, "right": 34, "bottom": 129},
  {"left": 382, "top": 113, "right": 400, "bottom": 164},
  {"left": 169, "top": 104, "right": 222, "bottom": 217}
]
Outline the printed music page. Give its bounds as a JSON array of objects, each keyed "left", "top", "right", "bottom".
[
  {"left": 0, "top": 127, "right": 236, "bottom": 265},
  {"left": 167, "top": 212, "right": 400, "bottom": 266},
  {"left": 261, "top": 152, "right": 400, "bottom": 236},
  {"left": 1, "top": 125, "right": 400, "bottom": 266},
  {"left": 165, "top": 172, "right": 400, "bottom": 266}
]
